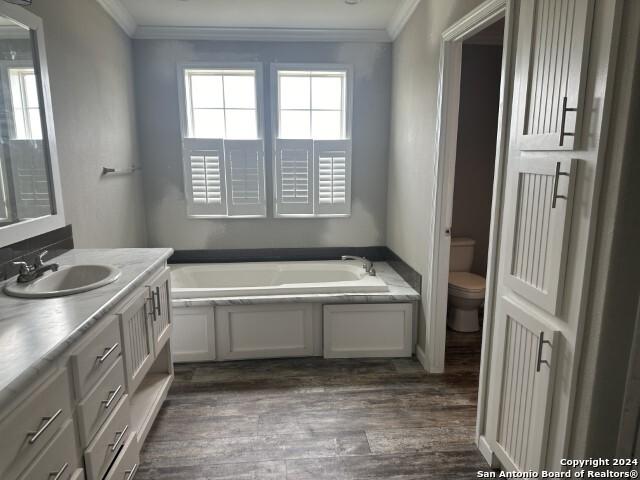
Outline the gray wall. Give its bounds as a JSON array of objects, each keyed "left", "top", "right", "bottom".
[
  {"left": 386, "top": 0, "right": 484, "bottom": 355},
  {"left": 27, "top": 0, "right": 147, "bottom": 247},
  {"left": 451, "top": 44, "right": 502, "bottom": 276},
  {"left": 133, "top": 40, "right": 391, "bottom": 249}
]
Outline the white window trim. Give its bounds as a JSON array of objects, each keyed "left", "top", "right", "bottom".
[
  {"left": 177, "top": 62, "right": 266, "bottom": 218},
  {"left": 270, "top": 63, "right": 354, "bottom": 218}
]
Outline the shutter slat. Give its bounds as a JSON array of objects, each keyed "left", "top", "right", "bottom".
[
  {"left": 314, "top": 140, "right": 351, "bottom": 214},
  {"left": 183, "top": 138, "right": 227, "bottom": 216}
]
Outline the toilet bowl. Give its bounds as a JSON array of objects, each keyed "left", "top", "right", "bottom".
[{"left": 447, "top": 238, "right": 486, "bottom": 332}]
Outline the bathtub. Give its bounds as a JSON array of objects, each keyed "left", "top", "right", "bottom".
[{"left": 170, "top": 260, "right": 389, "bottom": 298}]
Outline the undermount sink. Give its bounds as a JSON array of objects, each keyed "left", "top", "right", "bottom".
[{"left": 3, "top": 264, "right": 121, "bottom": 298}]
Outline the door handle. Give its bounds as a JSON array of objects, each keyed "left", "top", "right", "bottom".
[
  {"left": 27, "top": 408, "right": 63, "bottom": 444},
  {"left": 153, "top": 287, "right": 161, "bottom": 317},
  {"left": 559, "top": 96, "right": 577, "bottom": 146},
  {"left": 552, "top": 161, "right": 570, "bottom": 208},
  {"left": 536, "top": 331, "right": 552, "bottom": 372}
]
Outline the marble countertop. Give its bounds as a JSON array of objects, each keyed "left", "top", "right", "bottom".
[
  {"left": 172, "top": 261, "right": 420, "bottom": 307},
  {"left": 0, "top": 248, "right": 173, "bottom": 410}
]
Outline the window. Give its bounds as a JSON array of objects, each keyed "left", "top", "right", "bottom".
[
  {"left": 278, "top": 71, "right": 346, "bottom": 140},
  {"left": 273, "top": 65, "right": 352, "bottom": 217},
  {"left": 9, "top": 67, "right": 42, "bottom": 140},
  {"left": 180, "top": 65, "right": 266, "bottom": 218}
]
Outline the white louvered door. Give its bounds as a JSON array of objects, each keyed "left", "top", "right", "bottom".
[
  {"left": 314, "top": 140, "right": 351, "bottom": 216},
  {"left": 118, "top": 289, "right": 155, "bottom": 394},
  {"left": 485, "top": 0, "right": 592, "bottom": 472},
  {"left": 274, "top": 139, "right": 314, "bottom": 216},
  {"left": 504, "top": 157, "right": 576, "bottom": 315},
  {"left": 516, "top": 0, "right": 593, "bottom": 151},
  {"left": 487, "top": 298, "right": 559, "bottom": 471},
  {"left": 224, "top": 139, "right": 266, "bottom": 217},
  {"left": 182, "top": 138, "right": 226, "bottom": 216}
]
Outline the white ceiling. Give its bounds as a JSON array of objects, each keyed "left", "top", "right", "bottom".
[{"left": 96, "top": 0, "right": 421, "bottom": 41}]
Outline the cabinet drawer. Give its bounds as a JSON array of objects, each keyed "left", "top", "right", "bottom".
[
  {"left": 71, "top": 315, "right": 122, "bottom": 399},
  {"left": 84, "top": 394, "right": 131, "bottom": 480},
  {"left": 0, "top": 369, "right": 73, "bottom": 479},
  {"left": 17, "top": 420, "right": 80, "bottom": 480},
  {"left": 104, "top": 431, "right": 139, "bottom": 480},
  {"left": 77, "top": 357, "right": 126, "bottom": 447}
]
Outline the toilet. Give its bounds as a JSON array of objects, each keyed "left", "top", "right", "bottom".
[{"left": 447, "top": 237, "right": 486, "bottom": 332}]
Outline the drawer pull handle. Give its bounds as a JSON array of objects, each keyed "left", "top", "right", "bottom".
[
  {"left": 125, "top": 463, "right": 139, "bottom": 480},
  {"left": 98, "top": 343, "right": 119, "bottom": 363},
  {"left": 49, "top": 462, "right": 69, "bottom": 480},
  {"left": 153, "top": 287, "right": 161, "bottom": 317},
  {"left": 102, "top": 384, "right": 123, "bottom": 409},
  {"left": 28, "top": 408, "right": 63, "bottom": 444},
  {"left": 109, "top": 424, "right": 129, "bottom": 452}
]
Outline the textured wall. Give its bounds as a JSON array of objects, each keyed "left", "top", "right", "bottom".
[
  {"left": 134, "top": 40, "right": 391, "bottom": 249},
  {"left": 386, "top": 0, "right": 484, "bottom": 357},
  {"left": 27, "top": 0, "right": 147, "bottom": 247}
]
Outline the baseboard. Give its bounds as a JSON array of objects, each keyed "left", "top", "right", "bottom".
[
  {"left": 416, "top": 344, "right": 428, "bottom": 371},
  {"left": 478, "top": 434, "right": 500, "bottom": 468}
]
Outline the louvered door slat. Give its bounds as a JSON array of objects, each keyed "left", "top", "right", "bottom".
[{"left": 517, "top": 0, "right": 593, "bottom": 150}]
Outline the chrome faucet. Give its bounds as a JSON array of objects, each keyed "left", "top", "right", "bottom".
[
  {"left": 341, "top": 255, "right": 376, "bottom": 276},
  {"left": 12, "top": 250, "right": 59, "bottom": 283}
]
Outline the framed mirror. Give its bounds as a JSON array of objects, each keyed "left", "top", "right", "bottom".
[{"left": 0, "top": 3, "right": 64, "bottom": 247}]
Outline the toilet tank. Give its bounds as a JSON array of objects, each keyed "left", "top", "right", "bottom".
[{"left": 449, "top": 237, "right": 475, "bottom": 272}]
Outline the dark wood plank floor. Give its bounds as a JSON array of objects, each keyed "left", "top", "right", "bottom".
[{"left": 137, "top": 330, "right": 489, "bottom": 479}]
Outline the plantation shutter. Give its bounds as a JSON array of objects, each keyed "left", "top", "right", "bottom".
[
  {"left": 182, "top": 138, "right": 227, "bottom": 216},
  {"left": 314, "top": 139, "right": 351, "bottom": 216},
  {"left": 274, "top": 139, "right": 314, "bottom": 216},
  {"left": 223, "top": 139, "right": 266, "bottom": 217}
]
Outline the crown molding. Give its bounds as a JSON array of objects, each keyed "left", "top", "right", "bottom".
[
  {"left": 134, "top": 26, "right": 391, "bottom": 43},
  {"left": 95, "top": 0, "right": 136, "bottom": 36},
  {"left": 387, "top": 0, "right": 421, "bottom": 40}
]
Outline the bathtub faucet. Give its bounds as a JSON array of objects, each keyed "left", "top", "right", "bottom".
[{"left": 341, "top": 255, "right": 376, "bottom": 276}]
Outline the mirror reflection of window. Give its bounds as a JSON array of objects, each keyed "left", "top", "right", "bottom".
[
  {"left": 0, "top": 14, "right": 52, "bottom": 226},
  {"left": 9, "top": 67, "right": 41, "bottom": 140}
]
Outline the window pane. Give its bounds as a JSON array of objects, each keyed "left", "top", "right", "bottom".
[
  {"left": 312, "top": 76, "right": 343, "bottom": 110},
  {"left": 24, "top": 73, "right": 40, "bottom": 109},
  {"left": 279, "top": 75, "right": 310, "bottom": 110},
  {"left": 28, "top": 108, "right": 42, "bottom": 139},
  {"left": 223, "top": 74, "right": 256, "bottom": 109},
  {"left": 190, "top": 74, "right": 223, "bottom": 108},
  {"left": 225, "top": 109, "right": 257, "bottom": 139},
  {"left": 13, "top": 108, "right": 26, "bottom": 139},
  {"left": 312, "top": 110, "right": 342, "bottom": 140},
  {"left": 280, "top": 110, "right": 311, "bottom": 139},
  {"left": 193, "top": 109, "right": 225, "bottom": 138}
]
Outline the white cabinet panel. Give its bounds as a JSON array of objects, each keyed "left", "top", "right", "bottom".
[
  {"left": 486, "top": 297, "right": 559, "bottom": 471},
  {"left": 323, "top": 303, "right": 413, "bottom": 358},
  {"left": 173, "top": 307, "right": 216, "bottom": 363},
  {"left": 216, "top": 304, "right": 314, "bottom": 360}
]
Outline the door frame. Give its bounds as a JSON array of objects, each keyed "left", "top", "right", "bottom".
[{"left": 424, "top": 0, "right": 515, "bottom": 464}]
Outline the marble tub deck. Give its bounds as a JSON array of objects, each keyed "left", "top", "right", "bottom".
[
  {"left": 0, "top": 248, "right": 173, "bottom": 410},
  {"left": 137, "top": 330, "right": 490, "bottom": 479},
  {"left": 171, "top": 261, "right": 420, "bottom": 307}
]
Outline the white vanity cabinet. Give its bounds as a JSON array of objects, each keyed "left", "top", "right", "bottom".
[{"left": 0, "top": 259, "right": 174, "bottom": 480}]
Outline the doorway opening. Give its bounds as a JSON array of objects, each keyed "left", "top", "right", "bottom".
[{"left": 425, "top": 0, "right": 512, "bottom": 467}]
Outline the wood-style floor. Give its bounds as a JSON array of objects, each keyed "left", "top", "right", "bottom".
[{"left": 137, "top": 330, "right": 489, "bottom": 479}]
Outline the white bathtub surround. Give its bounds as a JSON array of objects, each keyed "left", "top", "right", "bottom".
[
  {"left": 0, "top": 248, "right": 173, "bottom": 410},
  {"left": 172, "top": 261, "right": 418, "bottom": 307},
  {"left": 171, "top": 261, "right": 420, "bottom": 362}
]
